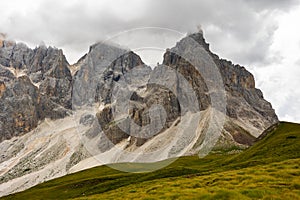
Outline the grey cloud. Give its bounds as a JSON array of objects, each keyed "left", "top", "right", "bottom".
[
  {"left": 134, "top": 0, "right": 288, "bottom": 65},
  {"left": 1, "top": 0, "right": 299, "bottom": 65},
  {"left": 245, "top": 0, "right": 299, "bottom": 11}
]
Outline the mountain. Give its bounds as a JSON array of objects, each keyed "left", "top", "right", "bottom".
[
  {"left": 0, "top": 31, "right": 278, "bottom": 196},
  {"left": 2, "top": 122, "right": 299, "bottom": 200}
]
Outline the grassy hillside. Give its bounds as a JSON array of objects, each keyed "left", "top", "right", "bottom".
[{"left": 2, "top": 122, "right": 300, "bottom": 200}]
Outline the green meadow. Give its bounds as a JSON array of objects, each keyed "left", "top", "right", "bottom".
[{"left": 2, "top": 122, "right": 300, "bottom": 200}]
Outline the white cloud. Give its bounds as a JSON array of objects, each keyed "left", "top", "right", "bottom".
[{"left": 249, "top": 4, "right": 300, "bottom": 122}]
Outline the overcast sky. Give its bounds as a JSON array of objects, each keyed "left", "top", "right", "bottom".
[{"left": 1, "top": 0, "right": 300, "bottom": 122}]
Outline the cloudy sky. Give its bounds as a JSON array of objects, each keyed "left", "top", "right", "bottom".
[{"left": 1, "top": 0, "right": 300, "bottom": 122}]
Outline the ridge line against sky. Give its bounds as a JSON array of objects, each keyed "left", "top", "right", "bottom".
[{"left": 1, "top": 0, "right": 300, "bottom": 123}]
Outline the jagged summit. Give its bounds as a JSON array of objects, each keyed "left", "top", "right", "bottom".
[
  {"left": 0, "top": 32, "right": 278, "bottom": 143},
  {"left": 187, "top": 31, "right": 211, "bottom": 51},
  {"left": 164, "top": 31, "right": 278, "bottom": 138},
  {"left": 0, "top": 38, "right": 72, "bottom": 142}
]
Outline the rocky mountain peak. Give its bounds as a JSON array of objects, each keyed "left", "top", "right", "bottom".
[
  {"left": 0, "top": 39, "right": 72, "bottom": 142},
  {"left": 0, "top": 33, "right": 278, "bottom": 144},
  {"left": 72, "top": 42, "right": 148, "bottom": 107},
  {"left": 166, "top": 31, "right": 277, "bottom": 138},
  {"left": 187, "top": 31, "right": 210, "bottom": 51}
]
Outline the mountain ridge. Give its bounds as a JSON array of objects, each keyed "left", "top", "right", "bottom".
[{"left": 0, "top": 31, "right": 278, "bottom": 196}]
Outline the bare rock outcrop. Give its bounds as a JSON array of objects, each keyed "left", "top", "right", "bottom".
[
  {"left": 162, "top": 32, "right": 278, "bottom": 146},
  {"left": 0, "top": 39, "right": 72, "bottom": 142}
]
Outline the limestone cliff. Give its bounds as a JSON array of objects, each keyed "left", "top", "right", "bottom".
[{"left": 0, "top": 39, "right": 72, "bottom": 142}]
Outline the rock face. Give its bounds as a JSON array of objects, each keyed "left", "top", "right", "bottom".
[
  {"left": 0, "top": 39, "right": 72, "bottom": 142},
  {"left": 0, "top": 31, "right": 278, "bottom": 149},
  {"left": 0, "top": 31, "right": 279, "bottom": 197},
  {"left": 162, "top": 32, "right": 278, "bottom": 143},
  {"left": 0, "top": 74, "right": 39, "bottom": 142},
  {"left": 71, "top": 32, "right": 278, "bottom": 159}
]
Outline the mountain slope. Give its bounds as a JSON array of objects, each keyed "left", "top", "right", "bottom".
[{"left": 2, "top": 122, "right": 299, "bottom": 200}]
